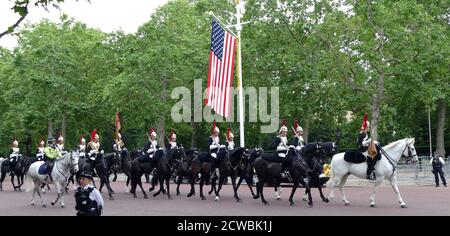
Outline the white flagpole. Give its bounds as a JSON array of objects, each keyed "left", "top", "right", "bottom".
[{"left": 235, "top": 0, "right": 245, "bottom": 148}]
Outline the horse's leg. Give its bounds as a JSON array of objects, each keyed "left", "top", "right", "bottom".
[
  {"left": 11, "top": 174, "right": 17, "bottom": 191},
  {"left": 231, "top": 174, "right": 241, "bottom": 202},
  {"left": 275, "top": 185, "right": 282, "bottom": 200},
  {"left": 35, "top": 180, "right": 46, "bottom": 207},
  {"left": 51, "top": 182, "right": 61, "bottom": 206},
  {"left": 165, "top": 174, "right": 172, "bottom": 200},
  {"left": 369, "top": 179, "right": 383, "bottom": 208},
  {"left": 176, "top": 174, "right": 183, "bottom": 196},
  {"left": 153, "top": 173, "right": 164, "bottom": 197},
  {"left": 214, "top": 175, "right": 225, "bottom": 202},
  {"left": 125, "top": 174, "right": 130, "bottom": 193},
  {"left": 289, "top": 180, "right": 299, "bottom": 206},
  {"left": 103, "top": 174, "right": 115, "bottom": 200},
  {"left": 257, "top": 181, "right": 269, "bottom": 205},
  {"left": 388, "top": 174, "right": 407, "bottom": 208},
  {"left": 208, "top": 174, "right": 216, "bottom": 195},
  {"left": 137, "top": 173, "right": 148, "bottom": 199},
  {"left": 31, "top": 183, "right": 39, "bottom": 206},
  {"left": 99, "top": 179, "right": 105, "bottom": 193},
  {"left": 338, "top": 173, "right": 350, "bottom": 206},
  {"left": 0, "top": 172, "right": 5, "bottom": 191},
  {"left": 187, "top": 173, "right": 196, "bottom": 197},
  {"left": 113, "top": 170, "right": 117, "bottom": 182},
  {"left": 299, "top": 177, "right": 313, "bottom": 207},
  {"left": 199, "top": 174, "right": 206, "bottom": 200},
  {"left": 56, "top": 182, "right": 66, "bottom": 208},
  {"left": 149, "top": 174, "right": 157, "bottom": 192},
  {"left": 318, "top": 181, "right": 329, "bottom": 203},
  {"left": 328, "top": 172, "right": 342, "bottom": 202}
]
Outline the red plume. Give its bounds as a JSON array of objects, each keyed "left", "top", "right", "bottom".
[
  {"left": 149, "top": 128, "right": 155, "bottom": 137},
  {"left": 227, "top": 127, "right": 231, "bottom": 140},
  {"left": 281, "top": 118, "right": 286, "bottom": 127},
  {"left": 211, "top": 119, "right": 217, "bottom": 133},
  {"left": 90, "top": 129, "right": 97, "bottom": 141},
  {"left": 293, "top": 119, "right": 299, "bottom": 130},
  {"left": 80, "top": 135, "right": 84, "bottom": 144},
  {"left": 361, "top": 113, "right": 368, "bottom": 130}
]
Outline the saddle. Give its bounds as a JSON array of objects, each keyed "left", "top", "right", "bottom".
[
  {"left": 197, "top": 152, "right": 213, "bottom": 163},
  {"left": 38, "top": 162, "right": 53, "bottom": 176},
  {"left": 261, "top": 153, "right": 283, "bottom": 163},
  {"left": 343, "top": 151, "right": 366, "bottom": 163}
]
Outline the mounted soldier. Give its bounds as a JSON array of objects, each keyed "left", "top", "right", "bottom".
[
  {"left": 165, "top": 129, "right": 179, "bottom": 151},
  {"left": 290, "top": 119, "right": 305, "bottom": 151},
  {"left": 142, "top": 128, "right": 160, "bottom": 161},
  {"left": 113, "top": 132, "right": 125, "bottom": 155},
  {"left": 274, "top": 119, "right": 290, "bottom": 178},
  {"left": 358, "top": 113, "right": 381, "bottom": 180},
  {"left": 225, "top": 128, "right": 235, "bottom": 150},
  {"left": 79, "top": 136, "right": 87, "bottom": 159},
  {"left": 35, "top": 138, "right": 45, "bottom": 161},
  {"left": 56, "top": 132, "right": 67, "bottom": 155},
  {"left": 87, "top": 129, "right": 104, "bottom": 175},
  {"left": 8, "top": 138, "right": 21, "bottom": 175}
]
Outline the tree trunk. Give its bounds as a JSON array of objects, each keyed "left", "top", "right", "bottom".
[
  {"left": 303, "top": 117, "right": 310, "bottom": 144},
  {"left": 25, "top": 134, "right": 32, "bottom": 157},
  {"left": 191, "top": 121, "right": 197, "bottom": 148},
  {"left": 157, "top": 118, "right": 165, "bottom": 148},
  {"left": 61, "top": 114, "right": 67, "bottom": 141},
  {"left": 47, "top": 119, "right": 53, "bottom": 138},
  {"left": 370, "top": 70, "right": 384, "bottom": 141},
  {"left": 436, "top": 100, "right": 447, "bottom": 157}
]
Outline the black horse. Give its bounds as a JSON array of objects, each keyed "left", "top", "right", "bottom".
[
  {"left": 76, "top": 153, "right": 115, "bottom": 200},
  {"left": 129, "top": 149, "right": 166, "bottom": 199},
  {"left": 208, "top": 147, "right": 247, "bottom": 202},
  {"left": 187, "top": 148, "right": 220, "bottom": 200},
  {"left": 298, "top": 143, "right": 330, "bottom": 203},
  {"left": 0, "top": 156, "right": 29, "bottom": 191},
  {"left": 252, "top": 146, "right": 313, "bottom": 206},
  {"left": 174, "top": 148, "right": 198, "bottom": 196}
]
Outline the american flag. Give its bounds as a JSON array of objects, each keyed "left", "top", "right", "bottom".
[{"left": 204, "top": 18, "right": 236, "bottom": 118}]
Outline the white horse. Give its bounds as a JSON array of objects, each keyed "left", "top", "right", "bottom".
[
  {"left": 26, "top": 151, "right": 79, "bottom": 208},
  {"left": 328, "top": 138, "right": 418, "bottom": 208}
]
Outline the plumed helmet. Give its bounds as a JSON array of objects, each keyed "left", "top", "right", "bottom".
[{"left": 279, "top": 119, "right": 288, "bottom": 133}]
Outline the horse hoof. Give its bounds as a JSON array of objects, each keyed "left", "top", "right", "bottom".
[
  {"left": 144, "top": 195, "right": 148, "bottom": 199},
  {"left": 236, "top": 198, "right": 242, "bottom": 203},
  {"left": 51, "top": 202, "right": 55, "bottom": 206},
  {"left": 253, "top": 195, "right": 260, "bottom": 200},
  {"left": 133, "top": 195, "right": 137, "bottom": 198},
  {"left": 344, "top": 202, "right": 350, "bottom": 206},
  {"left": 176, "top": 192, "right": 180, "bottom": 196},
  {"left": 308, "top": 202, "right": 313, "bottom": 208},
  {"left": 290, "top": 202, "right": 296, "bottom": 207},
  {"left": 208, "top": 191, "right": 213, "bottom": 195},
  {"left": 262, "top": 201, "right": 270, "bottom": 206},
  {"left": 276, "top": 197, "right": 281, "bottom": 200},
  {"left": 370, "top": 204, "right": 376, "bottom": 208},
  {"left": 149, "top": 187, "right": 154, "bottom": 192},
  {"left": 201, "top": 196, "right": 206, "bottom": 200},
  {"left": 214, "top": 196, "right": 219, "bottom": 202},
  {"left": 61, "top": 205, "right": 65, "bottom": 208},
  {"left": 162, "top": 190, "right": 166, "bottom": 195},
  {"left": 401, "top": 205, "right": 407, "bottom": 208},
  {"left": 168, "top": 196, "right": 173, "bottom": 200},
  {"left": 42, "top": 204, "right": 47, "bottom": 208},
  {"left": 323, "top": 198, "right": 330, "bottom": 203},
  {"left": 109, "top": 196, "right": 114, "bottom": 200},
  {"left": 31, "top": 202, "right": 35, "bottom": 206}
]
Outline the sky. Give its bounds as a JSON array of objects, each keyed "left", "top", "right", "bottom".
[{"left": 0, "top": 0, "right": 169, "bottom": 49}]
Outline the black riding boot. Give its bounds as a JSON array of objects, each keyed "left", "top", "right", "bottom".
[{"left": 366, "top": 158, "right": 376, "bottom": 180}]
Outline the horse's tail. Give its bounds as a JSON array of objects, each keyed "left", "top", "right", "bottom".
[
  {"left": 327, "top": 158, "right": 336, "bottom": 188},
  {"left": 25, "top": 171, "right": 35, "bottom": 192}
]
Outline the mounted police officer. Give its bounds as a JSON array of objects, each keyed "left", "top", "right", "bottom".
[
  {"left": 87, "top": 129, "right": 104, "bottom": 175},
  {"left": 165, "top": 129, "right": 179, "bottom": 151},
  {"left": 74, "top": 172, "right": 104, "bottom": 216},
  {"left": 79, "top": 136, "right": 87, "bottom": 159},
  {"left": 358, "top": 113, "right": 381, "bottom": 180},
  {"left": 290, "top": 119, "right": 305, "bottom": 151},
  {"left": 142, "top": 128, "right": 160, "bottom": 161},
  {"left": 43, "top": 136, "right": 61, "bottom": 181},
  {"left": 8, "top": 138, "right": 21, "bottom": 175},
  {"left": 274, "top": 119, "right": 289, "bottom": 178},
  {"left": 35, "top": 138, "right": 45, "bottom": 161},
  {"left": 430, "top": 151, "right": 447, "bottom": 187},
  {"left": 225, "top": 128, "right": 235, "bottom": 150}
]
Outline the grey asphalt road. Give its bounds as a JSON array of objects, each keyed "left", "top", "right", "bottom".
[{"left": 0, "top": 179, "right": 448, "bottom": 216}]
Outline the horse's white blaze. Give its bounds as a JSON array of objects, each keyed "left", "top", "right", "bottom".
[{"left": 328, "top": 138, "right": 416, "bottom": 207}]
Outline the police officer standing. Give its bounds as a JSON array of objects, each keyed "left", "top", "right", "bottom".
[
  {"left": 74, "top": 172, "right": 104, "bottom": 216},
  {"left": 430, "top": 151, "right": 447, "bottom": 187}
]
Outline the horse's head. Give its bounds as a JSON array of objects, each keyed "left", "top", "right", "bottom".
[
  {"left": 217, "top": 145, "right": 229, "bottom": 160},
  {"left": 404, "top": 138, "right": 418, "bottom": 164}
]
